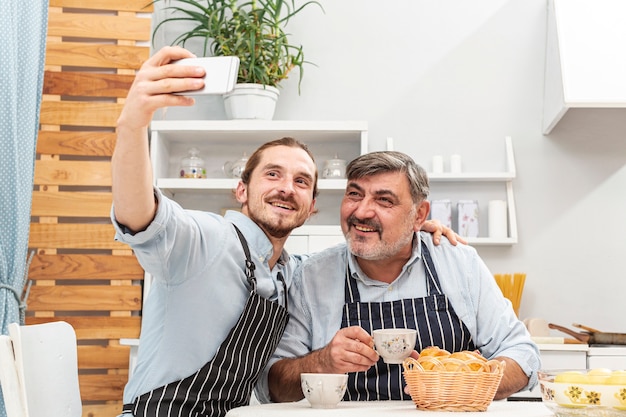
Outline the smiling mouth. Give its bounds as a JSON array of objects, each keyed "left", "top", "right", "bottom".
[
  {"left": 347, "top": 215, "right": 381, "bottom": 236},
  {"left": 354, "top": 224, "right": 376, "bottom": 232},
  {"left": 270, "top": 201, "right": 295, "bottom": 211}
]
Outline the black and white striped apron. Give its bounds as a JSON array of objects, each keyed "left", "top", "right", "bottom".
[
  {"left": 340, "top": 239, "right": 475, "bottom": 401},
  {"left": 122, "top": 226, "right": 289, "bottom": 417}
]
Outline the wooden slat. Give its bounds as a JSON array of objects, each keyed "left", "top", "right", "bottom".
[
  {"left": 39, "top": 101, "right": 123, "bottom": 127},
  {"left": 26, "top": 316, "right": 141, "bottom": 339},
  {"left": 82, "top": 403, "right": 124, "bottom": 417},
  {"left": 37, "top": 130, "right": 116, "bottom": 157},
  {"left": 48, "top": 12, "right": 151, "bottom": 41},
  {"left": 45, "top": 43, "right": 148, "bottom": 69},
  {"left": 43, "top": 71, "right": 135, "bottom": 98},
  {"left": 78, "top": 345, "right": 130, "bottom": 369},
  {"left": 49, "top": 0, "right": 153, "bottom": 13},
  {"left": 35, "top": 3, "right": 151, "bottom": 410},
  {"left": 32, "top": 191, "right": 112, "bottom": 217},
  {"left": 34, "top": 160, "right": 111, "bottom": 186},
  {"left": 29, "top": 224, "right": 129, "bottom": 250},
  {"left": 27, "top": 285, "right": 141, "bottom": 311},
  {"left": 29, "top": 254, "right": 143, "bottom": 280},
  {"left": 80, "top": 374, "right": 127, "bottom": 402}
]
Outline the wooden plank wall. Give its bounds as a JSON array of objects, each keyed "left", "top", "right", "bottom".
[{"left": 28, "top": 1, "right": 152, "bottom": 416}]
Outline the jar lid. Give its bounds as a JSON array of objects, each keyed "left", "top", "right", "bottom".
[{"left": 181, "top": 147, "right": 205, "bottom": 167}]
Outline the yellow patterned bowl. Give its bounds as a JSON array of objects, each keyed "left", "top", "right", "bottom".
[{"left": 538, "top": 369, "right": 626, "bottom": 416}]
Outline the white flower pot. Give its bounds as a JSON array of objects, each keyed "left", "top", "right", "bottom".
[{"left": 223, "top": 83, "right": 280, "bottom": 120}]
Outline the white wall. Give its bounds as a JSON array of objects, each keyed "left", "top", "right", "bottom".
[{"left": 153, "top": 1, "right": 626, "bottom": 334}]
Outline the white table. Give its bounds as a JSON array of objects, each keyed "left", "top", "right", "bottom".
[{"left": 226, "top": 400, "right": 553, "bottom": 417}]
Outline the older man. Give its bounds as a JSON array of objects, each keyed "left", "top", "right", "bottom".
[{"left": 260, "top": 151, "right": 540, "bottom": 403}]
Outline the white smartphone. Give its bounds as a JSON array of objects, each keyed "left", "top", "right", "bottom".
[{"left": 172, "top": 56, "right": 240, "bottom": 95}]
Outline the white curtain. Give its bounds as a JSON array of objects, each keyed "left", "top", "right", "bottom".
[{"left": 0, "top": 1, "right": 48, "bottom": 415}]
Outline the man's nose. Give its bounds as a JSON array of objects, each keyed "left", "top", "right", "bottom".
[
  {"left": 277, "top": 177, "right": 296, "bottom": 194},
  {"left": 353, "top": 198, "right": 376, "bottom": 218}
]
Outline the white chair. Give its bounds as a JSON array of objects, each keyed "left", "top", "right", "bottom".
[{"left": 0, "top": 321, "right": 82, "bottom": 417}]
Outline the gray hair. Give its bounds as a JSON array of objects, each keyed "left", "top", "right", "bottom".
[{"left": 346, "top": 151, "right": 429, "bottom": 204}]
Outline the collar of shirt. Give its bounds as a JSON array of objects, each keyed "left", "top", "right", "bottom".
[{"left": 224, "top": 210, "right": 288, "bottom": 267}]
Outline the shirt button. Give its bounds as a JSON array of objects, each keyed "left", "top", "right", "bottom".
[
  {"left": 388, "top": 285, "right": 393, "bottom": 292},
  {"left": 258, "top": 256, "right": 264, "bottom": 262}
]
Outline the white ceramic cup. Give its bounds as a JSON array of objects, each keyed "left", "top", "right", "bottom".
[
  {"left": 432, "top": 155, "right": 444, "bottom": 174},
  {"left": 450, "top": 154, "right": 462, "bottom": 173},
  {"left": 372, "top": 328, "right": 417, "bottom": 364},
  {"left": 300, "top": 373, "right": 348, "bottom": 408}
]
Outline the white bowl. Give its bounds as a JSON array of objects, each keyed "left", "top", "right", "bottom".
[
  {"left": 538, "top": 369, "right": 626, "bottom": 417},
  {"left": 373, "top": 328, "right": 417, "bottom": 364},
  {"left": 300, "top": 373, "right": 348, "bottom": 408}
]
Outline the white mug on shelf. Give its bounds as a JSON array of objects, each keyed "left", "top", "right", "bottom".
[
  {"left": 450, "top": 154, "right": 462, "bottom": 174},
  {"left": 432, "top": 155, "right": 444, "bottom": 174}
]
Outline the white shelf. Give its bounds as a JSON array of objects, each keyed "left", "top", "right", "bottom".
[
  {"left": 156, "top": 178, "right": 348, "bottom": 193},
  {"left": 427, "top": 172, "right": 515, "bottom": 182},
  {"left": 428, "top": 136, "right": 518, "bottom": 246},
  {"left": 150, "top": 122, "right": 517, "bottom": 247},
  {"left": 464, "top": 237, "right": 517, "bottom": 246},
  {"left": 149, "top": 120, "right": 369, "bottom": 149},
  {"left": 150, "top": 120, "right": 367, "bottom": 253},
  {"left": 150, "top": 120, "right": 368, "bottom": 184}
]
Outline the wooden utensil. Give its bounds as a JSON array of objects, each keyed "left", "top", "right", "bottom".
[{"left": 548, "top": 323, "right": 626, "bottom": 345}]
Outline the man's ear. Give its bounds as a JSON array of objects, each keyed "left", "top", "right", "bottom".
[
  {"left": 413, "top": 200, "right": 430, "bottom": 232},
  {"left": 308, "top": 198, "right": 317, "bottom": 218},
  {"left": 235, "top": 181, "right": 247, "bottom": 204}
]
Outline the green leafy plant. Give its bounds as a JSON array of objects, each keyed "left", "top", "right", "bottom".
[{"left": 152, "top": 0, "right": 323, "bottom": 92}]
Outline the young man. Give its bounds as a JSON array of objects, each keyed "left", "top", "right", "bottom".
[
  {"left": 112, "top": 46, "right": 319, "bottom": 417},
  {"left": 261, "top": 151, "right": 540, "bottom": 403},
  {"left": 112, "top": 47, "right": 460, "bottom": 417}
]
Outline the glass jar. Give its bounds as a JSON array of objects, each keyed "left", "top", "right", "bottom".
[
  {"left": 223, "top": 152, "right": 248, "bottom": 178},
  {"left": 179, "top": 147, "right": 206, "bottom": 178},
  {"left": 322, "top": 155, "right": 347, "bottom": 179}
]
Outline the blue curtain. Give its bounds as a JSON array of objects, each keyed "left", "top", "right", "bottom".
[{"left": 0, "top": 1, "right": 48, "bottom": 415}]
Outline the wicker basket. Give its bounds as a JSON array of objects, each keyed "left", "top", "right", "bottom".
[{"left": 402, "top": 356, "right": 505, "bottom": 412}]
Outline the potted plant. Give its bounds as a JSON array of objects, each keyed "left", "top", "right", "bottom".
[{"left": 153, "top": 0, "right": 323, "bottom": 119}]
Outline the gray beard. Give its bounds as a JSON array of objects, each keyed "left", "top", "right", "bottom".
[{"left": 346, "top": 230, "right": 415, "bottom": 261}]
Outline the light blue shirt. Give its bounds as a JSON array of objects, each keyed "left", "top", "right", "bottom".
[
  {"left": 256, "top": 232, "right": 540, "bottom": 402},
  {"left": 111, "top": 189, "right": 304, "bottom": 404}
]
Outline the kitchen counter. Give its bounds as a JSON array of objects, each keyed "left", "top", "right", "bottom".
[{"left": 225, "top": 400, "right": 552, "bottom": 417}]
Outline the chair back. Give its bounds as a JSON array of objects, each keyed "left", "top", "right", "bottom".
[
  {"left": 0, "top": 334, "right": 27, "bottom": 417},
  {"left": 1, "top": 321, "right": 82, "bottom": 417}
]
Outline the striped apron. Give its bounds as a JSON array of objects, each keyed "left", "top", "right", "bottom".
[
  {"left": 123, "top": 226, "right": 289, "bottom": 417},
  {"left": 340, "top": 240, "right": 475, "bottom": 401}
]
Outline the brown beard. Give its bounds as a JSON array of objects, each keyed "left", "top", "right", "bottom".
[{"left": 248, "top": 202, "right": 304, "bottom": 240}]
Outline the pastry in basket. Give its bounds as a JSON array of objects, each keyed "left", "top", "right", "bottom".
[
  {"left": 416, "top": 347, "right": 491, "bottom": 372},
  {"left": 418, "top": 346, "right": 450, "bottom": 358},
  {"left": 403, "top": 349, "right": 506, "bottom": 411}
]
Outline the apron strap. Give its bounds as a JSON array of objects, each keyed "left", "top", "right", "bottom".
[
  {"left": 232, "top": 224, "right": 288, "bottom": 309},
  {"left": 233, "top": 224, "right": 257, "bottom": 292}
]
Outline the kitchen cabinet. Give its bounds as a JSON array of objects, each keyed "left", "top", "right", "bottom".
[
  {"left": 427, "top": 136, "right": 518, "bottom": 246},
  {"left": 543, "top": 0, "right": 626, "bottom": 134},
  {"left": 150, "top": 120, "right": 368, "bottom": 254},
  {"left": 587, "top": 346, "right": 626, "bottom": 369}
]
